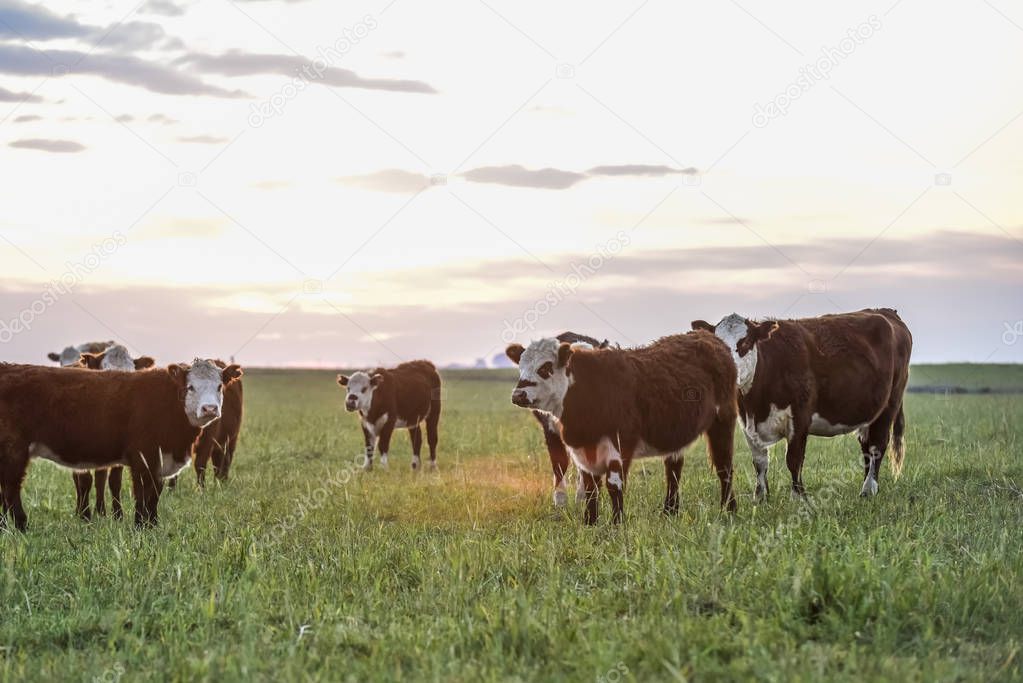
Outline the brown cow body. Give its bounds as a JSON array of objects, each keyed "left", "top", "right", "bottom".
[
  {"left": 338, "top": 360, "right": 441, "bottom": 471},
  {"left": 693, "top": 308, "right": 912, "bottom": 499},
  {"left": 0, "top": 360, "right": 241, "bottom": 530},
  {"left": 508, "top": 333, "right": 738, "bottom": 524},
  {"left": 532, "top": 332, "right": 612, "bottom": 508},
  {"left": 70, "top": 344, "right": 155, "bottom": 520}
]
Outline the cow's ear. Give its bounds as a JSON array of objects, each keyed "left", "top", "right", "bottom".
[
  {"left": 221, "top": 364, "right": 243, "bottom": 385},
  {"left": 750, "top": 319, "right": 779, "bottom": 342},
  {"left": 80, "top": 352, "right": 103, "bottom": 369},
  {"left": 370, "top": 373, "right": 384, "bottom": 387},
  {"left": 47, "top": 352, "right": 60, "bottom": 362},
  {"left": 691, "top": 320, "right": 715, "bottom": 333},
  {"left": 557, "top": 342, "right": 574, "bottom": 368},
  {"left": 167, "top": 363, "right": 188, "bottom": 385},
  {"left": 505, "top": 343, "right": 525, "bottom": 365},
  {"left": 134, "top": 356, "right": 156, "bottom": 370},
  {"left": 337, "top": 374, "right": 349, "bottom": 386}
]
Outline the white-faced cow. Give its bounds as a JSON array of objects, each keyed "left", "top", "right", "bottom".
[
  {"left": 513, "top": 331, "right": 612, "bottom": 508},
  {"left": 691, "top": 308, "right": 912, "bottom": 499},
  {"left": 337, "top": 360, "right": 441, "bottom": 471},
  {"left": 47, "top": 340, "right": 115, "bottom": 367},
  {"left": 0, "top": 358, "right": 242, "bottom": 530},
  {"left": 507, "top": 333, "right": 738, "bottom": 524},
  {"left": 70, "top": 344, "right": 155, "bottom": 520}
]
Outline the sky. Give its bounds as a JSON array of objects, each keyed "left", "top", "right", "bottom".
[{"left": 0, "top": 0, "right": 1021, "bottom": 368}]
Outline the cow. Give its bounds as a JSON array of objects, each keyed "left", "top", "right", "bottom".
[
  {"left": 46, "top": 340, "right": 115, "bottom": 367},
  {"left": 0, "top": 358, "right": 242, "bottom": 531},
  {"left": 521, "top": 332, "right": 612, "bottom": 508},
  {"left": 691, "top": 308, "right": 912, "bottom": 500},
  {"left": 192, "top": 360, "right": 244, "bottom": 487},
  {"left": 506, "top": 333, "right": 738, "bottom": 524},
  {"left": 69, "top": 344, "right": 155, "bottom": 520},
  {"left": 337, "top": 360, "right": 441, "bottom": 471}
]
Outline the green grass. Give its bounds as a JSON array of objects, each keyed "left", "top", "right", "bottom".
[
  {"left": 910, "top": 364, "right": 1023, "bottom": 391},
  {"left": 2, "top": 367, "right": 1021, "bottom": 682}
]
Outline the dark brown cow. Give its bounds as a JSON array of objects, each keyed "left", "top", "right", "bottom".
[
  {"left": 524, "top": 332, "right": 612, "bottom": 508},
  {"left": 0, "top": 359, "right": 242, "bottom": 530},
  {"left": 70, "top": 345, "right": 155, "bottom": 520},
  {"left": 193, "top": 360, "right": 244, "bottom": 487},
  {"left": 337, "top": 360, "right": 441, "bottom": 471},
  {"left": 507, "top": 333, "right": 738, "bottom": 524},
  {"left": 692, "top": 308, "right": 912, "bottom": 499}
]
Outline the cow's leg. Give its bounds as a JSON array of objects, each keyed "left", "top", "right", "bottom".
[
  {"left": 537, "top": 413, "right": 571, "bottom": 507},
  {"left": 214, "top": 437, "right": 235, "bottom": 482},
  {"left": 129, "top": 456, "right": 162, "bottom": 528},
  {"left": 409, "top": 426, "right": 423, "bottom": 470},
  {"left": 194, "top": 438, "right": 214, "bottom": 488},
  {"left": 377, "top": 421, "right": 396, "bottom": 471},
  {"left": 745, "top": 433, "right": 770, "bottom": 503},
  {"left": 607, "top": 449, "right": 626, "bottom": 525},
  {"left": 785, "top": 427, "right": 809, "bottom": 498},
  {"left": 582, "top": 470, "right": 601, "bottom": 525},
  {"left": 108, "top": 466, "right": 124, "bottom": 520},
  {"left": 165, "top": 474, "right": 178, "bottom": 490},
  {"left": 360, "top": 424, "right": 376, "bottom": 471},
  {"left": 0, "top": 447, "right": 30, "bottom": 532},
  {"left": 708, "top": 411, "right": 738, "bottom": 512},
  {"left": 425, "top": 394, "right": 441, "bottom": 470},
  {"left": 859, "top": 412, "right": 894, "bottom": 497},
  {"left": 662, "top": 452, "right": 684, "bottom": 516},
  {"left": 94, "top": 468, "right": 108, "bottom": 516},
  {"left": 73, "top": 471, "right": 93, "bottom": 520}
]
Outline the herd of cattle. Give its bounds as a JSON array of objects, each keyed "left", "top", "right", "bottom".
[{"left": 0, "top": 307, "right": 911, "bottom": 530}]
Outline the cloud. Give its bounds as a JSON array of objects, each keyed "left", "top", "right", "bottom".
[
  {"left": 587, "top": 164, "right": 698, "bottom": 177},
  {"left": 140, "top": 0, "right": 185, "bottom": 17},
  {"left": 461, "top": 165, "right": 587, "bottom": 190},
  {"left": 0, "top": 44, "right": 247, "bottom": 98},
  {"left": 148, "top": 113, "right": 179, "bottom": 125},
  {"left": 252, "top": 180, "right": 291, "bottom": 190},
  {"left": 0, "top": 85, "right": 43, "bottom": 103},
  {"left": 0, "top": 0, "right": 179, "bottom": 50},
  {"left": 12, "top": 114, "right": 41, "bottom": 123},
  {"left": 381, "top": 50, "right": 406, "bottom": 59},
  {"left": 175, "top": 51, "right": 438, "bottom": 94},
  {"left": 177, "top": 134, "right": 229, "bottom": 144},
  {"left": 339, "top": 169, "right": 432, "bottom": 194},
  {"left": 9, "top": 138, "right": 86, "bottom": 153}
]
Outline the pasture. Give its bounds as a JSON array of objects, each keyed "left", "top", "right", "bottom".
[{"left": 1, "top": 365, "right": 1021, "bottom": 682}]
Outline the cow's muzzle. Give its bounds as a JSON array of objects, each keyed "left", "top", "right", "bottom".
[{"left": 511, "top": 390, "right": 533, "bottom": 408}]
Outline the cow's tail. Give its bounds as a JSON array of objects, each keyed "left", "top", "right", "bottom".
[{"left": 890, "top": 402, "right": 906, "bottom": 478}]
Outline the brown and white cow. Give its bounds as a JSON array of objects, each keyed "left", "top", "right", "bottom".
[
  {"left": 337, "top": 360, "right": 441, "bottom": 471},
  {"left": 0, "top": 358, "right": 242, "bottom": 530},
  {"left": 691, "top": 308, "right": 912, "bottom": 499},
  {"left": 47, "top": 340, "right": 115, "bottom": 367},
  {"left": 192, "top": 359, "right": 244, "bottom": 487},
  {"left": 520, "top": 331, "right": 612, "bottom": 508},
  {"left": 507, "top": 333, "right": 738, "bottom": 524},
  {"left": 70, "top": 344, "right": 155, "bottom": 520}
]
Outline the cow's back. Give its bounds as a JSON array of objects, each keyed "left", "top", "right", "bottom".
[{"left": 376, "top": 360, "right": 439, "bottom": 422}]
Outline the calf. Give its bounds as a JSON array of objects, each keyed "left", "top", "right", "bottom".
[
  {"left": 338, "top": 360, "right": 441, "bottom": 471},
  {"left": 47, "top": 340, "right": 115, "bottom": 367},
  {"left": 522, "top": 331, "right": 612, "bottom": 508},
  {"left": 507, "top": 333, "right": 738, "bottom": 524},
  {"left": 0, "top": 359, "right": 242, "bottom": 530},
  {"left": 692, "top": 308, "right": 912, "bottom": 499},
  {"left": 192, "top": 360, "right": 244, "bottom": 487},
  {"left": 70, "top": 345, "right": 155, "bottom": 520}
]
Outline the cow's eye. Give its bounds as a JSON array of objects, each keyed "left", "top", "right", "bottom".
[
  {"left": 537, "top": 362, "right": 554, "bottom": 379},
  {"left": 218, "top": 384, "right": 224, "bottom": 393},
  {"left": 186, "top": 385, "right": 195, "bottom": 393},
  {"left": 361, "top": 387, "right": 367, "bottom": 394}
]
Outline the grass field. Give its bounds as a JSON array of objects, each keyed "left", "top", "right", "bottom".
[{"left": 2, "top": 366, "right": 1021, "bottom": 682}]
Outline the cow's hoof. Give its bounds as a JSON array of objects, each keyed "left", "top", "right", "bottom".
[
  {"left": 553, "top": 490, "right": 568, "bottom": 508},
  {"left": 411, "top": 456, "right": 420, "bottom": 471},
  {"left": 379, "top": 455, "right": 388, "bottom": 468},
  {"left": 362, "top": 461, "right": 373, "bottom": 472},
  {"left": 859, "top": 479, "right": 878, "bottom": 497}
]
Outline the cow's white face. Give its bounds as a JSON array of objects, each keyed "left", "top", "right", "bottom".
[
  {"left": 58, "top": 346, "right": 81, "bottom": 367},
  {"left": 694, "top": 313, "right": 778, "bottom": 394},
  {"left": 337, "top": 371, "right": 382, "bottom": 413},
  {"left": 173, "top": 359, "right": 241, "bottom": 428},
  {"left": 507, "top": 338, "right": 579, "bottom": 417},
  {"left": 100, "top": 345, "right": 134, "bottom": 371}
]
